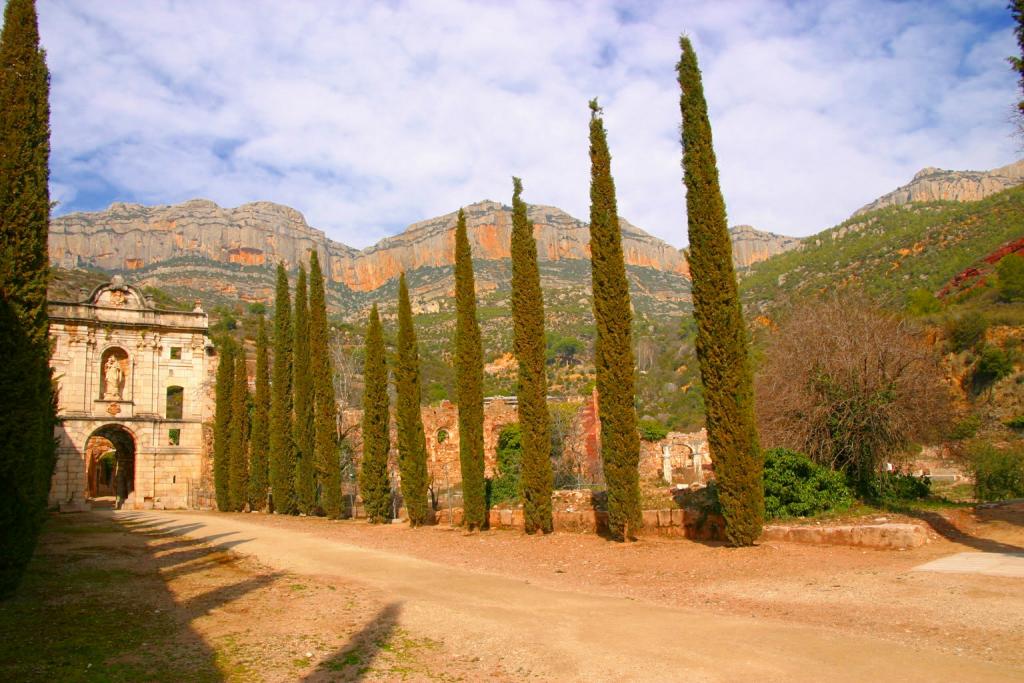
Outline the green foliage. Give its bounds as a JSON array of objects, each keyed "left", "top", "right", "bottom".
[
  {"left": 489, "top": 424, "right": 523, "bottom": 505},
  {"left": 269, "top": 263, "right": 296, "bottom": 514},
  {"left": 949, "top": 414, "right": 981, "bottom": 440},
  {"left": 588, "top": 99, "right": 642, "bottom": 540},
  {"left": 454, "top": 209, "right": 487, "bottom": 530},
  {"left": 309, "top": 251, "right": 341, "bottom": 518},
  {"left": 858, "top": 470, "right": 931, "bottom": 504},
  {"left": 762, "top": 448, "right": 853, "bottom": 519},
  {"left": 213, "top": 340, "right": 235, "bottom": 511},
  {"left": 905, "top": 288, "right": 942, "bottom": 316},
  {"left": 228, "top": 352, "right": 249, "bottom": 511},
  {"left": 997, "top": 253, "right": 1024, "bottom": 302},
  {"left": 1012, "top": 0, "right": 1024, "bottom": 117},
  {"left": 546, "top": 334, "right": 583, "bottom": 366},
  {"left": 292, "top": 267, "right": 315, "bottom": 514},
  {"left": 1006, "top": 415, "right": 1024, "bottom": 430},
  {"left": 638, "top": 418, "right": 669, "bottom": 442},
  {"left": 247, "top": 301, "right": 267, "bottom": 315},
  {"left": 248, "top": 316, "right": 270, "bottom": 510},
  {"left": 360, "top": 305, "right": 392, "bottom": 523},
  {"left": 969, "top": 442, "right": 1024, "bottom": 501},
  {"left": 974, "top": 345, "right": 1014, "bottom": 386},
  {"left": 394, "top": 274, "right": 431, "bottom": 526},
  {"left": 0, "top": 0, "right": 55, "bottom": 598},
  {"left": 678, "top": 37, "right": 763, "bottom": 546},
  {"left": 947, "top": 312, "right": 988, "bottom": 352},
  {"left": 510, "top": 177, "right": 553, "bottom": 533}
]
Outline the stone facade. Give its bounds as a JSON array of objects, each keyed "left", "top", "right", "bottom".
[{"left": 48, "top": 276, "right": 214, "bottom": 510}]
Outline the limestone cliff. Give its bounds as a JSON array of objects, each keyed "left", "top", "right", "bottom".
[
  {"left": 727, "top": 225, "right": 802, "bottom": 269},
  {"left": 854, "top": 160, "right": 1024, "bottom": 216}
]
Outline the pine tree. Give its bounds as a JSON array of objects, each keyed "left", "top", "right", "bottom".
[
  {"left": 293, "top": 266, "right": 315, "bottom": 513},
  {"left": 395, "top": 273, "right": 431, "bottom": 526},
  {"left": 213, "top": 340, "right": 235, "bottom": 511},
  {"left": 269, "top": 263, "right": 296, "bottom": 514},
  {"left": 360, "top": 304, "right": 392, "bottom": 523},
  {"left": 249, "top": 315, "right": 270, "bottom": 510},
  {"left": 677, "top": 37, "right": 763, "bottom": 546},
  {"left": 309, "top": 251, "right": 341, "bottom": 518},
  {"left": 587, "top": 99, "right": 642, "bottom": 541},
  {"left": 510, "top": 178, "right": 553, "bottom": 533},
  {"left": 228, "top": 351, "right": 250, "bottom": 511},
  {"left": 0, "top": 0, "right": 55, "bottom": 598},
  {"left": 454, "top": 209, "right": 487, "bottom": 530}
]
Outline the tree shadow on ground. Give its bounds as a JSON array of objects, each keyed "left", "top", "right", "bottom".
[
  {"left": 303, "top": 602, "right": 402, "bottom": 682},
  {"left": 906, "top": 509, "right": 1024, "bottom": 554}
]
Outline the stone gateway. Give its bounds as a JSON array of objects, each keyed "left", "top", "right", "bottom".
[{"left": 48, "top": 277, "right": 214, "bottom": 510}]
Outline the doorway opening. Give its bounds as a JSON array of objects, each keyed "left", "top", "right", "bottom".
[{"left": 86, "top": 424, "right": 136, "bottom": 509}]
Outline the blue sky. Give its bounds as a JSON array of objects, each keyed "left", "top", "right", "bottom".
[{"left": 30, "top": 0, "right": 1021, "bottom": 248}]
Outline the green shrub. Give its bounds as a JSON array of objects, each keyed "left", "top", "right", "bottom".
[
  {"left": 946, "top": 312, "right": 988, "bottom": 352},
  {"left": 762, "top": 448, "right": 853, "bottom": 519},
  {"left": 638, "top": 418, "right": 669, "bottom": 442},
  {"left": 905, "top": 288, "right": 942, "bottom": 316},
  {"left": 488, "top": 424, "right": 522, "bottom": 505},
  {"left": 1005, "top": 415, "right": 1024, "bottom": 430},
  {"left": 950, "top": 414, "right": 981, "bottom": 440},
  {"left": 996, "top": 253, "right": 1024, "bottom": 302},
  {"left": 970, "top": 442, "right": 1024, "bottom": 502},
  {"left": 974, "top": 345, "right": 1014, "bottom": 386},
  {"left": 875, "top": 471, "right": 932, "bottom": 501}
]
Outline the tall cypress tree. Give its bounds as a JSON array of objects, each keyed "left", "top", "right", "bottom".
[
  {"left": 249, "top": 315, "right": 270, "bottom": 510},
  {"left": 395, "top": 273, "right": 431, "bottom": 526},
  {"left": 269, "top": 263, "right": 296, "bottom": 514},
  {"left": 309, "top": 251, "right": 341, "bottom": 518},
  {"left": 677, "top": 37, "right": 763, "bottom": 546},
  {"left": 587, "top": 99, "right": 641, "bottom": 541},
  {"left": 454, "top": 208, "right": 486, "bottom": 530},
  {"left": 293, "top": 266, "right": 315, "bottom": 513},
  {"left": 510, "top": 178, "right": 553, "bottom": 534},
  {"left": 213, "top": 340, "right": 235, "bottom": 511},
  {"left": 228, "top": 351, "right": 250, "bottom": 511},
  {"left": 360, "top": 304, "right": 392, "bottom": 523},
  {"left": 0, "top": 0, "right": 55, "bottom": 597}
]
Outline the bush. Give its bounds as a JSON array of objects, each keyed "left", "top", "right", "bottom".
[
  {"left": 488, "top": 424, "right": 522, "bottom": 505},
  {"left": 869, "top": 471, "right": 932, "bottom": 502},
  {"left": 905, "top": 288, "right": 942, "bottom": 316},
  {"left": 950, "top": 414, "right": 981, "bottom": 440},
  {"left": 638, "top": 418, "right": 669, "bottom": 442},
  {"left": 996, "top": 253, "right": 1024, "bottom": 303},
  {"left": 1005, "top": 415, "right": 1024, "bottom": 430},
  {"left": 973, "top": 345, "right": 1014, "bottom": 386},
  {"left": 762, "top": 448, "right": 853, "bottom": 519},
  {"left": 970, "top": 442, "right": 1024, "bottom": 502},
  {"left": 946, "top": 312, "right": 988, "bottom": 352}
]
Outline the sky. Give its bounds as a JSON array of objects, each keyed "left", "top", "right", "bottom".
[{"left": 31, "top": 0, "right": 1022, "bottom": 249}]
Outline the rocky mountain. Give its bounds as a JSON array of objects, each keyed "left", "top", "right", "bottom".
[
  {"left": 854, "top": 160, "right": 1024, "bottom": 216},
  {"left": 728, "top": 225, "right": 802, "bottom": 270}
]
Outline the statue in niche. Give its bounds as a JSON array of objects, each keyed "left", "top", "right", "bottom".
[{"left": 103, "top": 355, "right": 124, "bottom": 400}]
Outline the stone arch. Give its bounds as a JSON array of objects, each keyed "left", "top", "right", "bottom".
[
  {"left": 99, "top": 346, "right": 129, "bottom": 400},
  {"left": 85, "top": 423, "right": 137, "bottom": 508}
]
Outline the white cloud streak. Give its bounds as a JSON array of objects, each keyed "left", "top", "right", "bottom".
[{"left": 34, "top": 0, "right": 1020, "bottom": 248}]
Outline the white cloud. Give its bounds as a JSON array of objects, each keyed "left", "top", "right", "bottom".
[{"left": 33, "top": 0, "right": 1021, "bottom": 248}]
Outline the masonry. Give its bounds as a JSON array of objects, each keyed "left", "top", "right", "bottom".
[{"left": 48, "top": 276, "right": 215, "bottom": 511}]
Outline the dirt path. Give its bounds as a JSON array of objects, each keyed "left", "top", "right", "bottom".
[{"left": 116, "top": 509, "right": 1022, "bottom": 682}]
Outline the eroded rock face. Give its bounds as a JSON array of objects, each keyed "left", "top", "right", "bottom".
[
  {"left": 854, "top": 160, "right": 1024, "bottom": 216},
  {"left": 728, "top": 225, "right": 802, "bottom": 269}
]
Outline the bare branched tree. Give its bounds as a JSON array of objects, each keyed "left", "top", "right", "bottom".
[{"left": 755, "top": 294, "right": 952, "bottom": 490}]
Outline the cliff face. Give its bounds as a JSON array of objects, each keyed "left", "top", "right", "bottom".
[
  {"left": 854, "top": 160, "right": 1024, "bottom": 216},
  {"left": 727, "top": 225, "right": 802, "bottom": 269}
]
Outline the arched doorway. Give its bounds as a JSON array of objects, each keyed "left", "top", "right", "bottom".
[{"left": 85, "top": 424, "right": 136, "bottom": 509}]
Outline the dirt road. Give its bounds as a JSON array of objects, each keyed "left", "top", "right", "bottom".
[{"left": 116, "top": 509, "right": 1021, "bottom": 682}]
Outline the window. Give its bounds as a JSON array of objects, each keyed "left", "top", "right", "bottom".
[
  {"left": 166, "top": 386, "right": 184, "bottom": 420},
  {"left": 168, "top": 429, "right": 180, "bottom": 446},
  {"left": 436, "top": 429, "right": 448, "bottom": 444},
  {"left": 169, "top": 347, "right": 182, "bottom": 360}
]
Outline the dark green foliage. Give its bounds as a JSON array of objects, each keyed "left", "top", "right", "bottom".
[
  {"left": 0, "top": 0, "right": 54, "bottom": 598},
  {"left": 293, "top": 267, "right": 315, "bottom": 514},
  {"left": 1011, "top": 0, "right": 1024, "bottom": 118},
  {"left": 489, "top": 424, "right": 522, "bottom": 506},
  {"left": 947, "top": 312, "right": 988, "bottom": 352},
  {"left": 309, "top": 251, "right": 341, "bottom": 518},
  {"left": 587, "top": 99, "right": 642, "bottom": 541},
  {"left": 905, "top": 288, "right": 942, "bottom": 316},
  {"left": 949, "top": 414, "right": 981, "bottom": 440},
  {"left": 1006, "top": 415, "right": 1024, "bottom": 429},
  {"left": 971, "top": 442, "right": 1024, "bottom": 501},
  {"left": 360, "top": 305, "right": 392, "bottom": 523},
  {"left": 454, "top": 209, "right": 487, "bottom": 530},
  {"left": 867, "top": 471, "right": 931, "bottom": 502},
  {"left": 395, "top": 274, "right": 431, "bottom": 526},
  {"left": 248, "top": 316, "right": 270, "bottom": 510},
  {"left": 762, "top": 448, "right": 852, "bottom": 519},
  {"left": 228, "top": 352, "right": 249, "bottom": 511},
  {"left": 510, "top": 177, "right": 553, "bottom": 533},
  {"left": 974, "top": 345, "right": 1014, "bottom": 387},
  {"left": 269, "top": 263, "right": 296, "bottom": 514},
  {"left": 678, "top": 37, "right": 763, "bottom": 546},
  {"left": 212, "top": 341, "right": 235, "bottom": 511},
  {"left": 997, "top": 253, "right": 1024, "bottom": 302},
  {"left": 638, "top": 418, "right": 669, "bottom": 442}
]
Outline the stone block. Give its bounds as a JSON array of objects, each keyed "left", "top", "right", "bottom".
[
  {"left": 657, "top": 509, "right": 673, "bottom": 527},
  {"left": 670, "top": 508, "right": 684, "bottom": 526},
  {"left": 761, "top": 523, "right": 927, "bottom": 550},
  {"left": 642, "top": 510, "right": 660, "bottom": 529}
]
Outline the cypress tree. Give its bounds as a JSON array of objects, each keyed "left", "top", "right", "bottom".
[
  {"left": 587, "top": 99, "right": 642, "bottom": 541},
  {"left": 510, "top": 178, "right": 553, "bottom": 534},
  {"left": 213, "top": 341, "right": 235, "bottom": 511},
  {"left": 228, "top": 351, "right": 250, "bottom": 511},
  {"left": 293, "top": 266, "right": 315, "bottom": 513},
  {"left": 249, "top": 315, "right": 270, "bottom": 510},
  {"left": 677, "top": 37, "right": 763, "bottom": 546},
  {"left": 309, "top": 251, "right": 341, "bottom": 518},
  {"left": 0, "top": 0, "right": 55, "bottom": 597},
  {"left": 269, "top": 263, "right": 296, "bottom": 514},
  {"left": 454, "top": 209, "right": 486, "bottom": 530},
  {"left": 360, "top": 304, "right": 392, "bottom": 523},
  {"left": 395, "top": 273, "right": 431, "bottom": 526}
]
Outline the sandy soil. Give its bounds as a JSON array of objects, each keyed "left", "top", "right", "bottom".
[{"left": 113, "top": 505, "right": 1024, "bottom": 682}]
